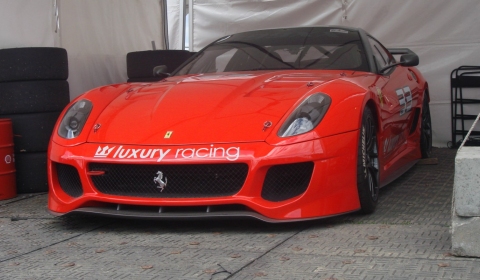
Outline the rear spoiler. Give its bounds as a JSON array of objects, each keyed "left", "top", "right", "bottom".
[{"left": 388, "top": 48, "right": 417, "bottom": 56}]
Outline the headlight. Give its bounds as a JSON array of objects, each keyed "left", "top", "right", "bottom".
[
  {"left": 58, "top": 99, "right": 93, "bottom": 139},
  {"left": 278, "top": 93, "right": 331, "bottom": 137}
]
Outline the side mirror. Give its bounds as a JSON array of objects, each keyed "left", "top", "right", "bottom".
[
  {"left": 399, "top": 54, "right": 419, "bottom": 67},
  {"left": 379, "top": 53, "right": 420, "bottom": 74},
  {"left": 153, "top": 65, "right": 170, "bottom": 77}
]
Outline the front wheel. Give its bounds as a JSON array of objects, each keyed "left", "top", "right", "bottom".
[{"left": 357, "top": 106, "right": 379, "bottom": 214}]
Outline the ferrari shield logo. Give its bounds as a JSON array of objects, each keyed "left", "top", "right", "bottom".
[{"left": 164, "top": 131, "right": 173, "bottom": 138}]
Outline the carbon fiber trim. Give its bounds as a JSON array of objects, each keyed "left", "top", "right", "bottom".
[{"left": 48, "top": 205, "right": 353, "bottom": 223}]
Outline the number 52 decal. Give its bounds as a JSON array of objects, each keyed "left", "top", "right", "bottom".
[{"left": 395, "top": 86, "right": 412, "bottom": 116}]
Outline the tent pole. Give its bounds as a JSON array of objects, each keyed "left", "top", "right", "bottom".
[
  {"left": 188, "top": 0, "right": 193, "bottom": 51},
  {"left": 180, "top": 0, "right": 185, "bottom": 50},
  {"left": 162, "top": 0, "right": 169, "bottom": 50}
]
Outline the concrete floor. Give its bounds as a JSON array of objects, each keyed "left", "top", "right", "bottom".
[{"left": 1, "top": 148, "right": 479, "bottom": 279}]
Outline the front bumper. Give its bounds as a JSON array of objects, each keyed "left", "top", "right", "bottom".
[{"left": 48, "top": 130, "right": 361, "bottom": 222}]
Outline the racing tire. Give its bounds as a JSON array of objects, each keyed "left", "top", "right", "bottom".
[
  {"left": 15, "top": 152, "right": 48, "bottom": 193},
  {"left": 0, "top": 48, "right": 68, "bottom": 82},
  {"left": 0, "top": 80, "right": 70, "bottom": 114},
  {"left": 420, "top": 94, "right": 433, "bottom": 158},
  {"left": 357, "top": 106, "right": 379, "bottom": 214},
  {"left": 1, "top": 111, "right": 62, "bottom": 153}
]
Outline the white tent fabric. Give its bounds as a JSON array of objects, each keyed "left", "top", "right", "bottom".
[
  {"left": 167, "top": 0, "right": 185, "bottom": 50},
  {"left": 59, "top": 0, "right": 166, "bottom": 98},
  {"left": 1, "top": 0, "right": 479, "bottom": 147},
  {"left": 0, "top": 0, "right": 55, "bottom": 48},
  {"left": 0, "top": 0, "right": 165, "bottom": 99},
  {"left": 190, "top": 0, "right": 480, "bottom": 147}
]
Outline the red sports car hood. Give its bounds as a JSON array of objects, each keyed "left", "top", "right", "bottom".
[{"left": 87, "top": 71, "right": 340, "bottom": 145}]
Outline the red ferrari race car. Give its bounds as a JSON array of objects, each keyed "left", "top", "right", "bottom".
[{"left": 48, "top": 26, "right": 431, "bottom": 222}]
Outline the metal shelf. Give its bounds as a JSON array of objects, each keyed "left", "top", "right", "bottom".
[{"left": 451, "top": 66, "right": 480, "bottom": 147}]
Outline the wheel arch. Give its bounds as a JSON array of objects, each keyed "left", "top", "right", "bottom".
[
  {"left": 364, "top": 98, "right": 380, "bottom": 134},
  {"left": 356, "top": 99, "right": 380, "bottom": 214},
  {"left": 424, "top": 83, "right": 430, "bottom": 103}
]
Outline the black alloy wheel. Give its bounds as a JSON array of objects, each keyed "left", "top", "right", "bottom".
[
  {"left": 420, "top": 94, "right": 433, "bottom": 158},
  {"left": 357, "top": 106, "right": 379, "bottom": 214}
]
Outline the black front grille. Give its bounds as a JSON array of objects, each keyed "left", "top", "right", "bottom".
[
  {"left": 56, "top": 163, "right": 83, "bottom": 197},
  {"left": 89, "top": 163, "right": 248, "bottom": 198},
  {"left": 261, "top": 162, "right": 314, "bottom": 202}
]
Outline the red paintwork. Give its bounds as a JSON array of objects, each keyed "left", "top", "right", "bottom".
[{"left": 48, "top": 67, "right": 428, "bottom": 221}]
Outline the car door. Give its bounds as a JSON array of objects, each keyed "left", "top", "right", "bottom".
[{"left": 367, "top": 37, "right": 420, "bottom": 173}]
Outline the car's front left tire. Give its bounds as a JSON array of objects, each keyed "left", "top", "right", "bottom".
[{"left": 357, "top": 106, "right": 379, "bottom": 214}]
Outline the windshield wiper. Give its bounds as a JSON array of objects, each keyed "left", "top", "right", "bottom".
[{"left": 247, "top": 67, "right": 297, "bottom": 71}]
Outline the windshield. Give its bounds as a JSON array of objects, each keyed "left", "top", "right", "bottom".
[{"left": 175, "top": 27, "right": 369, "bottom": 75}]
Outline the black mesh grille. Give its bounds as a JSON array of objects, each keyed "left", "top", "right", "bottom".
[
  {"left": 261, "top": 162, "right": 314, "bottom": 202},
  {"left": 56, "top": 163, "right": 83, "bottom": 198},
  {"left": 89, "top": 163, "right": 248, "bottom": 198}
]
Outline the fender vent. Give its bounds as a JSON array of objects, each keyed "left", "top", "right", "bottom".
[
  {"left": 261, "top": 162, "right": 314, "bottom": 202},
  {"left": 409, "top": 107, "right": 421, "bottom": 135},
  {"left": 56, "top": 163, "right": 83, "bottom": 198}
]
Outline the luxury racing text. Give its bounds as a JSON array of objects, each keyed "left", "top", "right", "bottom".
[{"left": 94, "top": 145, "right": 241, "bottom": 161}]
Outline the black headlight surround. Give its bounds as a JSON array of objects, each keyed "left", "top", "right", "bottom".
[
  {"left": 278, "top": 93, "right": 331, "bottom": 138},
  {"left": 58, "top": 99, "right": 93, "bottom": 139}
]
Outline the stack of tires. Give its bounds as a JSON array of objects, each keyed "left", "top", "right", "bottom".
[
  {"left": 126, "top": 50, "right": 195, "bottom": 82},
  {"left": 0, "top": 47, "right": 70, "bottom": 193}
]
